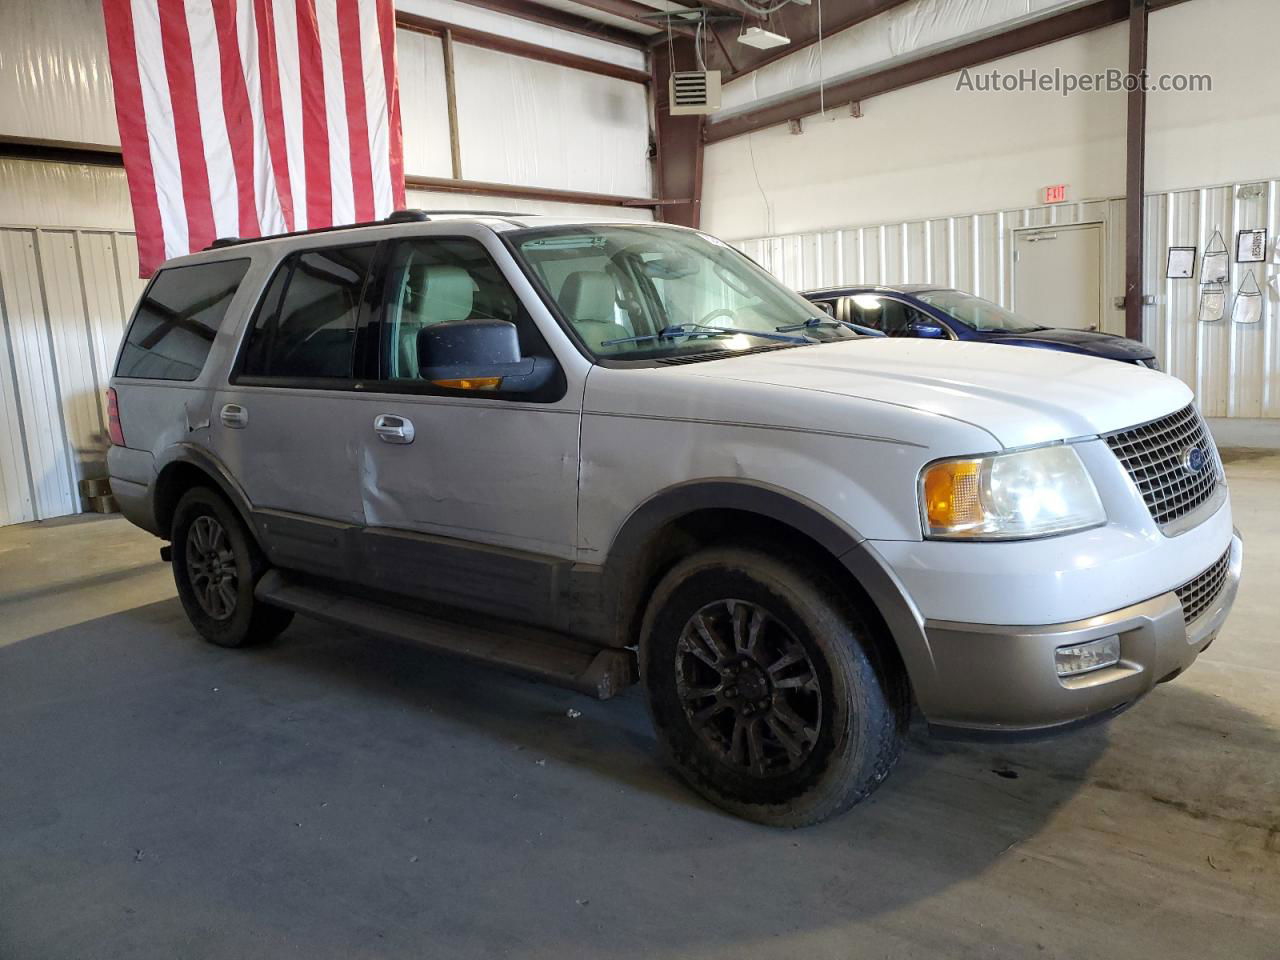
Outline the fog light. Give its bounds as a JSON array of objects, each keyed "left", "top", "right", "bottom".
[{"left": 1055, "top": 635, "right": 1121, "bottom": 677}]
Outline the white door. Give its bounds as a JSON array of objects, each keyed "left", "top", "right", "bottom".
[{"left": 1013, "top": 223, "right": 1104, "bottom": 331}]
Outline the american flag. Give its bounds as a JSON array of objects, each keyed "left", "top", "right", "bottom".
[{"left": 103, "top": 0, "right": 406, "bottom": 276}]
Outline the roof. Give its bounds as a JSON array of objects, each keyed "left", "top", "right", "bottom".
[{"left": 157, "top": 211, "right": 693, "bottom": 270}]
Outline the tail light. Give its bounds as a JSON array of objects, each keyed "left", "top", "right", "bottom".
[{"left": 106, "top": 388, "right": 125, "bottom": 447}]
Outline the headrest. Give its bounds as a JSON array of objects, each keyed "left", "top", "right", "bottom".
[
  {"left": 558, "top": 271, "right": 616, "bottom": 324},
  {"left": 417, "top": 265, "right": 473, "bottom": 323}
]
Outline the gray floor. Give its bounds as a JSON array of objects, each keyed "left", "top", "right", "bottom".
[{"left": 2, "top": 455, "right": 1278, "bottom": 960}]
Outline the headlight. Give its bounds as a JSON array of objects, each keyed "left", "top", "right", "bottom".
[{"left": 919, "top": 445, "right": 1105, "bottom": 540}]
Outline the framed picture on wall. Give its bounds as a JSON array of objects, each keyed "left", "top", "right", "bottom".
[
  {"left": 1166, "top": 246, "right": 1196, "bottom": 278},
  {"left": 1236, "top": 228, "right": 1267, "bottom": 263}
]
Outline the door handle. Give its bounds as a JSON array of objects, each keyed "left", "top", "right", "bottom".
[
  {"left": 220, "top": 403, "right": 248, "bottom": 429},
  {"left": 373, "top": 414, "right": 415, "bottom": 444}
]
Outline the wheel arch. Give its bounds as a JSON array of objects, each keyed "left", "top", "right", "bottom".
[
  {"left": 601, "top": 480, "right": 935, "bottom": 700},
  {"left": 152, "top": 445, "right": 256, "bottom": 540}
]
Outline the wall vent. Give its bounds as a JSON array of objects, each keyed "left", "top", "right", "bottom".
[{"left": 669, "top": 70, "right": 721, "bottom": 116}]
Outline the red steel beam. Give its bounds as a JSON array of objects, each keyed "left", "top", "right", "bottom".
[
  {"left": 1124, "top": 0, "right": 1148, "bottom": 341},
  {"left": 406, "top": 175, "right": 659, "bottom": 209},
  {"left": 396, "top": 11, "right": 650, "bottom": 84},
  {"left": 445, "top": 0, "right": 647, "bottom": 48},
  {"left": 566, "top": 0, "right": 696, "bottom": 37},
  {"left": 703, "top": 0, "right": 1195, "bottom": 141},
  {"left": 650, "top": 37, "right": 704, "bottom": 228},
  {"left": 709, "top": 0, "right": 914, "bottom": 81},
  {"left": 703, "top": 0, "right": 1169, "bottom": 143}
]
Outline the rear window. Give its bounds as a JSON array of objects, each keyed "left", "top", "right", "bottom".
[{"left": 116, "top": 259, "right": 250, "bottom": 381}]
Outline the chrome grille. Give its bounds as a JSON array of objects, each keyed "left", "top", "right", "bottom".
[
  {"left": 1104, "top": 404, "right": 1220, "bottom": 528},
  {"left": 1175, "top": 548, "right": 1231, "bottom": 626}
]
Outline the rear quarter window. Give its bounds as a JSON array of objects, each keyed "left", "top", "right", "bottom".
[{"left": 116, "top": 258, "right": 250, "bottom": 381}]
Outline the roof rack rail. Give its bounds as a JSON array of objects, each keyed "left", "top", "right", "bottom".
[
  {"left": 409, "top": 209, "right": 524, "bottom": 218},
  {"left": 203, "top": 208, "right": 530, "bottom": 251}
]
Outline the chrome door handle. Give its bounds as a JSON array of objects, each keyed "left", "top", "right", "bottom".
[
  {"left": 220, "top": 403, "right": 248, "bottom": 429},
  {"left": 373, "top": 414, "right": 415, "bottom": 444}
]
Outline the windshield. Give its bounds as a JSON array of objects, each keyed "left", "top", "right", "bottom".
[
  {"left": 513, "top": 225, "right": 858, "bottom": 361},
  {"left": 915, "top": 290, "right": 1047, "bottom": 333}
]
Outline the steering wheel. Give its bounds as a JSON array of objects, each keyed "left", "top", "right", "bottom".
[{"left": 697, "top": 308, "right": 738, "bottom": 327}]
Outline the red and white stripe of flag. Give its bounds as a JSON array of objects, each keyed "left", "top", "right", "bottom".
[{"left": 103, "top": 0, "right": 406, "bottom": 276}]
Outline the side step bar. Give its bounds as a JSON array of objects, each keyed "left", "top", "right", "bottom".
[{"left": 254, "top": 571, "right": 635, "bottom": 700}]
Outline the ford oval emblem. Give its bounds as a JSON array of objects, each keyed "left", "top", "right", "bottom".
[{"left": 1182, "top": 445, "right": 1207, "bottom": 475}]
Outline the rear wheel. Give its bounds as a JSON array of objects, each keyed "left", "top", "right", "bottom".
[
  {"left": 170, "top": 487, "right": 293, "bottom": 648},
  {"left": 641, "top": 547, "right": 908, "bottom": 827}
]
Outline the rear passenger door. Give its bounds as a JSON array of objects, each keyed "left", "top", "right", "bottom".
[{"left": 210, "top": 242, "right": 378, "bottom": 580}]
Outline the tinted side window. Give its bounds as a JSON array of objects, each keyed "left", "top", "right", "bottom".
[
  {"left": 808, "top": 298, "right": 837, "bottom": 318},
  {"left": 116, "top": 259, "right": 250, "bottom": 380},
  {"left": 847, "top": 296, "right": 922, "bottom": 336},
  {"left": 241, "top": 245, "right": 376, "bottom": 379}
]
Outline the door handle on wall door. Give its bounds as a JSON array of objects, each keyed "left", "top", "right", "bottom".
[
  {"left": 220, "top": 403, "right": 248, "bottom": 428},
  {"left": 373, "top": 414, "right": 415, "bottom": 444}
]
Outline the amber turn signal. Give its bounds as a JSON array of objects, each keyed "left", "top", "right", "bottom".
[
  {"left": 921, "top": 459, "right": 983, "bottom": 530},
  {"left": 431, "top": 377, "right": 503, "bottom": 391}
]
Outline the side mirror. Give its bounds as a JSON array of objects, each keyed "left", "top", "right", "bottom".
[
  {"left": 417, "top": 318, "right": 553, "bottom": 393},
  {"left": 904, "top": 316, "right": 947, "bottom": 339},
  {"left": 815, "top": 301, "right": 835, "bottom": 317}
]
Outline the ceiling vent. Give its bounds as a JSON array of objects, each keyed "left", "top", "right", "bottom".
[{"left": 669, "top": 70, "right": 721, "bottom": 116}]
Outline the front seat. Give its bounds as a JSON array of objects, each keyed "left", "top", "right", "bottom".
[
  {"left": 399, "top": 265, "right": 475, "bottom": 377},
  {"left": 558, "top": 271, "right": 631, "bottom": 350}
]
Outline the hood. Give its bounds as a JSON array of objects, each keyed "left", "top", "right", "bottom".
[
  {"left": 984, "top": 327, "right": 1155, "bottom": 361},
  {"left": 675, "top": 338, "right": 1191, "bottom": 449}
]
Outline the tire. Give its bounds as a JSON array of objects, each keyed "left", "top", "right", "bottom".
[
  {"left": 640, "top": 546, "right": 908, "bottom": 827},
  {"left": 170, "top": 487, "right": 293, "bottom": 648}
]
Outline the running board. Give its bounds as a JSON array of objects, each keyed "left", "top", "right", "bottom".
[{"left": 255, "top": 571, "right": 635, "bottom": 700}]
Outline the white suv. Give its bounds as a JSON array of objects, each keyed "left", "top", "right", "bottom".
[{"left": 107, "top": 212, "right": 1242, "bottom": 826}]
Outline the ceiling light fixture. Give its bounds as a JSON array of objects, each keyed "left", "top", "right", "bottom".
[{"left": 737, "top": 25, "right": 790, "bottom": 49}]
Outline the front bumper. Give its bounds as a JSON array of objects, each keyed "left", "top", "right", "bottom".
[{"left": 921, "top": 532, "right": 1242, "bottom": 738}]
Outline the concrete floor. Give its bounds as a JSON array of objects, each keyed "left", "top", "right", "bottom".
[{"left": 1, "top": 455, "right": 1277, "bottom": 960}]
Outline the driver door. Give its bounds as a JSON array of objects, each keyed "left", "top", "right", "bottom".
[{"left": 353, "top": 234, "right": 581, "bottom": 627}]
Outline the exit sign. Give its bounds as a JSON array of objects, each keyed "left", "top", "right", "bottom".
[{"left": 1043, "top": 184, "right": 1068, "bottom": 204}]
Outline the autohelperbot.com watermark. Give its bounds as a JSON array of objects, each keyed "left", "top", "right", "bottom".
[{"left": 956, "top": 67, "right": 1212, "bottom": 96}]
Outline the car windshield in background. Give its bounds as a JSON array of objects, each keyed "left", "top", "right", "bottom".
[
  {"left": 513, "top": 225, "right": 859, "bottom": 361},
  {"left": 916, "top": 290, "right": 1047, "bottom": 333}
]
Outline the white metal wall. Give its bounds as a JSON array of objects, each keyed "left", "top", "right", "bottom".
[
  {"left": 737, "top": 180, "right": 1279, "bottom": 420},
  {"left": 0, "top": 226, "right": 144, "bottom": 525},
  {"left": 0, "top": 0, "right": 654, "bottom": 201},
  {"left": 1145, "top": 182, "right": 1280, "bottom": 419}
]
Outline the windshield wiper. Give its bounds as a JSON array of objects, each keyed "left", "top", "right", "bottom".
[
  {"left": 776, "top": 316, "right": 886, "bottom": 338},
  {"left": 600, "top": 323, "right": 813, "bottom": 348}
]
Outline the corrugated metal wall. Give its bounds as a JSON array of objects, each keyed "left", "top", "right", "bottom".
[
  {"left": 737, "top": 181, "right": 1280, "bottom": 419},
  {"left": 0, "top": 226, "right": 144, "bottom": 525}
]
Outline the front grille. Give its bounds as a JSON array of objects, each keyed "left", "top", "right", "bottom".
[
  {"left": 1104, "top": 404, "right": 1220, "bottom": 528},
  {"left": 1175, "top": 548, "right": 1231, "bottom": 626}
]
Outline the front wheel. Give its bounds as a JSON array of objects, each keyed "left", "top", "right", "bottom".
[
  {"left": 640, "top": 547, "right": 908, "bottom": 827},
  {"left": 170, "top": 487, "right": 293, "bottom": 648}
]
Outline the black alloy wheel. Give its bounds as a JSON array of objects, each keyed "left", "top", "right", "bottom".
[
  {"left": 642, "top": 546, "right": 909, "bottom": 826},
  {"left": 675, "top": 599, "right": 822, "bottom": 777}
]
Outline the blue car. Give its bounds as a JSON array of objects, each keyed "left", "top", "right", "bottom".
[{"left": 802, "top": 284, "right": 1160, "bottom": 370}]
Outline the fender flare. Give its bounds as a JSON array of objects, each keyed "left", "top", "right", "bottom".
[
  {"left": 606, "top": 479, "right": 866, "bottom": 566},
  {"left": 602, "top": 479, "right": 935, "bottom": 700},
  {"left": 152, "top": 443, "right": 257, "bottom": 537}
]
